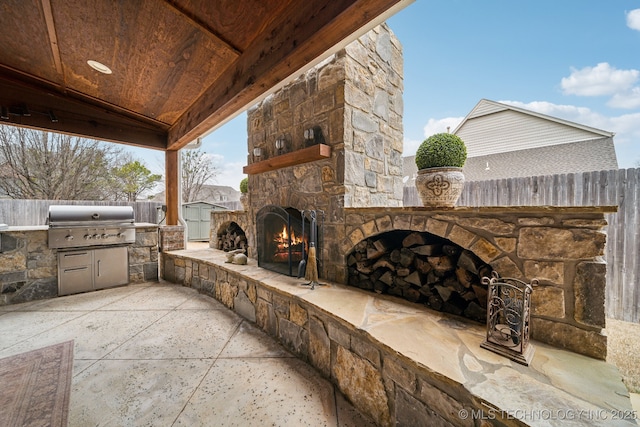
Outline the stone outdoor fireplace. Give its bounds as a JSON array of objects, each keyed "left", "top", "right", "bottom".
[{"left": 209, "top": 24, "right": 614, "bottom": 361}]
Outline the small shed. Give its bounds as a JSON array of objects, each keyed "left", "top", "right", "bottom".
[{"left": 182, "top": 202, "right": 228, "bottom": 241}]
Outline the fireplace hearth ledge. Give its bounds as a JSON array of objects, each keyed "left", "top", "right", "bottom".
[{"left": 161, "top": 247, "right": 634, "bottom": 427}]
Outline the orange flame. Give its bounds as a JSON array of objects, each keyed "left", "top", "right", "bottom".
[{"left": 273, "top": 225, "right": 303, "bottom": 248}]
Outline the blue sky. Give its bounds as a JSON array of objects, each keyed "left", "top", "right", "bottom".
[{"left": 138, "top": 0, "right": 640, "bottom": 190}]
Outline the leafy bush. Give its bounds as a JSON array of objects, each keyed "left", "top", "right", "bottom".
[
  {"left": 239, "top": 177, "right": 248, "bottom": 193},
  {"left": 415, "top": 133, "right": 467, "bottom": 169}
]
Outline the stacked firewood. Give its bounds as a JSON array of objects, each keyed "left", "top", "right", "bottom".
[
  {"left": 217, "top": 222, "right": 248, "bottom": 253},
  {"left": 347, "top": 231, "right": 493, "bottom": 323}
]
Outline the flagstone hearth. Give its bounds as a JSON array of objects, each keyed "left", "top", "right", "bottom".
[{"left": 161, "top": 247, "right": 636, "bottom": 427}]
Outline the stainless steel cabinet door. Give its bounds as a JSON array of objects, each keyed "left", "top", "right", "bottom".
[{"left": 94, "top": 246, "right": 129, "bottom": 289}]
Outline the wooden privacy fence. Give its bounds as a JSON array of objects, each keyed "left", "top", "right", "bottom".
[
  {"left": 404, "top": 168, "right": 640, "bottom": 323},
  {"left": 0, "top": 200, "right": 164, "bottom": 226}
]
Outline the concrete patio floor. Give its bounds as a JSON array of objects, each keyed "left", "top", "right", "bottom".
[{"left": 0, "top": 282, "right": 376, "bottom": 426}]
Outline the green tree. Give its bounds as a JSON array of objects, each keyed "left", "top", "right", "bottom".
[{"left": 112, "top": 159, "right": 162, "bottom": 201}]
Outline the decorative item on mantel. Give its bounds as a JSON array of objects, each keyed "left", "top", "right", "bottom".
[
  {"left": 481, "top": 271, "right": 536, "bottom": 366},
  {"left": 239, "top": 177, "right": 248, "bottom": 211},
  {"left": 243, "top": 125, "right": 331, "bottom": 175},
  {"left": 414, "top": 132, "right": 467, "bottom": 207}
]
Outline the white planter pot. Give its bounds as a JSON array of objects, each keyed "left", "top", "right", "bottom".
[{"left": 415, "top": 167, "right": 465, "bottom": 207}]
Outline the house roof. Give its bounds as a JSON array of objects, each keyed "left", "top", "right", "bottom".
[
  {"left": 403, "top": 99, "right": 619, "bottom": 183},
  {"left": 0, "top": 0, "right": 410, "bottom": 151},
  {"left": 453, "top": 99, "right": 615, "bottom": 158},
  {"left": 461, "top": 137, "right": 618, "bottom": 181}
]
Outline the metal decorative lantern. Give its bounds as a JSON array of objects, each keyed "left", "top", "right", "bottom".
[{"left": 481, "top": 272, "right": 536, "bottom": 366}]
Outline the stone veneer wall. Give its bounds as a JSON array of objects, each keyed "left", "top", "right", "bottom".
[
  {"left": 208, "top": 211, "right": 253, "bottom": 256},
  {"left": 340, "top": 206, "right": 613, "bottom": 360},
  {"left": 160, "top": 248, "right": 630, "bottom": 426},
  {"left": 208, "top": 205, "right": 612, "bottom": 359},
  {"left": 161, "top": 252, "right": 471, "bottom": 427},
  {"left": 0, "top": 224, "right": 159, "bottom": 305},
  {"left": 159, "top": 225, "right": 185, "bottom": 252},
  {"left": 244, "top": 24, "right": 403, "bottom": 282}
]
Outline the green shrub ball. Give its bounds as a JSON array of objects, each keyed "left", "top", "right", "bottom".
[
  {"left": 415, "top": 133, "right": 467, "bottom": 169},
  {"left": 239, "top": 177, "right": 248, "bottom": 193}
]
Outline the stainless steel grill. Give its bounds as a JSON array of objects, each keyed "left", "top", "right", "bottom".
[
  {"left": 48, "top": 205, "right": 135, "bottom": 249},
  {"left": 48, "top": 205, "right": 136, "bottom": 296}
]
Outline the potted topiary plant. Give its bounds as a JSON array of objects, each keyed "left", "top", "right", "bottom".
[
  {"left": 239, "top": 177, "right": 249, "bottom": 210},
  {"left": 414, "top": 133, "right": 467, "bottom": 207}
]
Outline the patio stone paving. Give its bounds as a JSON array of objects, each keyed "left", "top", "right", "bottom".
[{"left": 0, "top": 283, "right": 375, "bottom": 426}]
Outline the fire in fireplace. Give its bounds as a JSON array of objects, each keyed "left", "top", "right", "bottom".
[{"left": 257, "top": 206, "right": 317, "bottom": 277}]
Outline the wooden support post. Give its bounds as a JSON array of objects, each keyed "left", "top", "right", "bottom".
[{"left": 165, "top": 150, "right": 179, "bottom": 226}]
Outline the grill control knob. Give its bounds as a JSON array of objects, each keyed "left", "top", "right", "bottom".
[
  {"left": 84, "top": 234, "right": 92, "bottom": 240},
  {"left": 65, "top": 235, "right": 74, "bottom": 241},
  {"left": 117, "top": 232, "right": 125, "bottom": 238},
  {"left": 101, "top": 234, "right": 109, "bottom": 239},
  {"left": 94, "top": 234, "right": 101, "bottom": 239}
]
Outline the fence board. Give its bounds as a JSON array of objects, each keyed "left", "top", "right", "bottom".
[
  {"left": 404, "top": 168, "right": 639, "bottom": 323},
  {"left": 0, "top": 200, "right": 164, "bottom": 226}
]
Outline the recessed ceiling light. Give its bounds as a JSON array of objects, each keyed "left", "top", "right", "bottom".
[{"left": 87, "top": 60, "right": 112, "bottom": 74}]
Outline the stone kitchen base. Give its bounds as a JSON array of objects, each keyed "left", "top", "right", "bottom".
[
  {"left": 0, "top": 224, "right": 159, "bottom": 305},
  {"left": 162, "top": 247, "right": 636, "bottom": 427}
]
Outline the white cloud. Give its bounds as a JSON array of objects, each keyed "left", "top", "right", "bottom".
[
  {"left": 560, "top": 63, "right": 639, "bottom": 96},
  {"left": 401, "top": 116, "right": 464, "bottom": 156},
  {"left": 402, "top": 138, "right": 423, "bottom": 156},
  {"left": 211, "top": 157, "right": 246, "bottom": 190},
  {"left": 607, "top": 87, "right": 640, "bottom": 109},
  {"left": 422, "top": 116, "right": 464, "bottom": 137},
  {"left": 627, "top": 9, "right": 640, "bottom": 31}
]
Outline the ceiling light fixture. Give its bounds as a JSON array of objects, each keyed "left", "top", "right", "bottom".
[{"left": 87, "top": 60, "right": 112, "bottom": 74}]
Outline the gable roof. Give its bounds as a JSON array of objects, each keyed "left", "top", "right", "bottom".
[{"left": 453, "top": 99, "right": 615, "bottom": 158}]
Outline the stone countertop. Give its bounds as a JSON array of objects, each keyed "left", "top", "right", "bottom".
[
  {"left": 1, "top": 225, "right": 48, "bottom": 232},
  {"left": 135, "top": 223, "right": 159, "bottom": 228},
  {"left": 1, "top": 223, "right": 157, "bottom": 232},
  {"left": 169, "top": 247, "right": 636, "bottom": 426},
  {"left": 346, "top": 205, "right": 619, "bottom": 214}
]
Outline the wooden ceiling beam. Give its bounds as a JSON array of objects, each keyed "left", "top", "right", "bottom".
[
  {"left": 40, "top": 0, "right": 64, "bottom": 88},
  {"left": 0, "top": 77, "right": 168, "bottom": 150},
  {"left": 163, "top": 0, "right": 243, "bottom": 55},
  {"left": 167, "top": 0, "right": 405, "bottom": 150}
]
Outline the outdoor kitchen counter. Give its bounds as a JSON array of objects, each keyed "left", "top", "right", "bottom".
[
  {"left": 0, "top": 223, "right": 156, "bottom": 230},
  {"left": 0, "top": 224, "right": 159, "bottom": 305},
  {"left": 1, "top": 225, "right": 48, "bottom": 231},
  {"left": 163, "top": 247, "right": 638, "bottom": 427}
]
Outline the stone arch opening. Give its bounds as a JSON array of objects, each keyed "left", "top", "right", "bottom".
[
  {"left": 215, "top": 221, "right": 248, "bottom": 253},
  {"left": 346, "top": 230, "right": 494, "bottom": 323}
]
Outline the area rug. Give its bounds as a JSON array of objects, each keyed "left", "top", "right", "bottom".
[{"left": 0, "top": 340, "right": 74, "bottom": 427}]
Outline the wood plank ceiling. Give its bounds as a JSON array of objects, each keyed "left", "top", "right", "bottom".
[{"left": 0, "top": 0, "right": 407, "bottom": 151}]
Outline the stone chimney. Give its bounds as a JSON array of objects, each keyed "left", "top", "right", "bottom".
[{"left": 244, "top": 24, "right": 403, "bottom": 282}]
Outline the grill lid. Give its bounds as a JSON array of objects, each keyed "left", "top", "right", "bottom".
[{"left": 48, "top": 205, "right": 134, "bottom": 226}]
